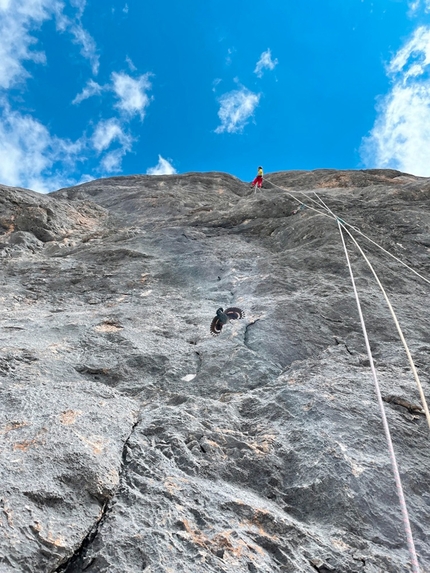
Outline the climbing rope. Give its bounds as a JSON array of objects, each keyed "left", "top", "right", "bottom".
[
  {"left": 312, "top": 189, "right": 430, "bottom": 286},
  {"left": 342, "top": 225, "right": 430, "bottom": 431},
  {"left": 312, "top": 191, "right": 338, "bottom": 218},
  {"left": 344, "top": 221, "right": 430, "bottom": 286},
  {"left": 262, "top": 177, "right": 426, "bottom": 571},
  {"left": 262, "top": 178, "right": 336, "bottom": 222},
  {"left": 315, "top": 190, "right": 425, "bottom": 570},
  {"left": 264, "top": 177, "right": 430, "bottom": 286},
  {"left": 338, "top": 221, "right": 421, "bottom": 573},
  {"left": 311, "top": 191, "right": 430, "bottom": 429}
]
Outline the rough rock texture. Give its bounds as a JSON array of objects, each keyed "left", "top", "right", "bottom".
[{"left": 0, "top": 169, "right": 429, "bottom": 572}]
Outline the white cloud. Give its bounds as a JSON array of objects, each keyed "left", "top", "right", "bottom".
[
  {"left": 100, "top": 149, "right": 127, "bottom": 172},
  {"left": 361, "top": 83, "right": 430, "bottom": 175},
  {"left": 92, "top": 118, "right": 132, "bottom": 152},
  {"left": 91, "top": 118, "right": 133, "bottom": 173},
  {"left": 254, "top": 49, "right": 278, "bottom": 78},
  {"left": 0, "top": 102, "right": 84, "bottom": 192},
  {"left": 0, "top": 110, "right": 135, "bottom": 192},
  {"left": 389, "top": 26, "right": 430, "bottom": 80},
  {"left": 0, "top": 2, "right": 151, "bottom": 190},
  {"left": 362, "top": 25, "right": 430, "bottom": 175},
  {"left": 126, "top": 55, "right": 136, "bottom": 71},
  {"left": 0, "top": 0, "right": 99, "bottom": 91},
  {"left": 215, "top": 87, "right": 260, "bottom": 134},
  {"left": 226, "top": 47, "right": 235, "bottom": 66},
  {"left": 74, "top": 69, "right": 152, "bottom": 111},
  {"left": 123, "top": 3, "right": 129, "bottom": 14},
  {"left": 146, "top": 155, "right": 177, "bottom": 175},
  {"left": 72, "top": 79, "right": 103, "bottom": 104},
  {"left": 212, "top": 78, "right": 222, "bottom": 92},
  {"left": 68, "top": 21, "right": 99, "bottom": 75},
  {"left": 54, "top": 0, "right": 99, "bottom": 75},
  {"left": 0, "top": 0, "right": 58, "bottom": 89},
  {"left": 409, "top": 0, "right": 430, "bottom": 13},
  {"left": 72, "top": 0, "right": 88, "bottom": 16},
  {"left": 111, "top": 72, "right": 152, "bottom": 119}
]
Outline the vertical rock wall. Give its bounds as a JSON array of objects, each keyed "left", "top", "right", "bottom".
[{"left": 0, "top": 170, "right": 429, "bottom": 572}]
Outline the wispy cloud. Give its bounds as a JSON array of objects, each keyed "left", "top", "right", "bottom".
[
  {"left": 72, "top": 79, "right": 103, "bottom": 104},
  {"left": 91, "top": 118, "right": 133, "bottom": 173},
  {"left": 0, "top": 1, "right": 153, "bottom": 190},
  {"left": 254, "top": 49, "right": 278, "bottom": 78},
  {"left": 212, "top": 78, "right": 222, "bottom": 92},
  {"left": 100, "top": 149, "right": 127, "bottom": 172},
  {"left": 111, "top": 72, "right": 152, "bottom": 119},
  {"left": 73, "top": 71, "right": 153, "bottom": 172},
  {"left": 0, "top": 105, "right": 137, "bottom": 193},
  {"left": 126, "top": 55, "right": 136, "bottom": 72},
  {"left": 92, "top": 118, "right": 132, "bottom": 152},
  {"left": 0, "top": 0, "right": 98, "bottom": 90},
  {"left": 409, "top": 0, "right": 430, "bottom": 13},
  {"left": 0, "top": 101, "right": 84, "bottom": 192},
  {"left": 54, "top": 0, "right": 99, "bottom": 75},
  {"left": 70, "top": 0, "right": 87, "bottom": 17},
  {"left": 226, "top": 47, "right": 235, "bottom": 66},
  {"left": 361, "top": 25, "right": 430, "bottom": 175},
  {"left": 0, "top": 0, "right": 57, "bottom": 89},
  {"left": 215, "top": 87, "right": 260, "bottom": 134},
  {"left": 73, "top": 70, "right": 152, "bottom": 111},
  {"left": 69, "top": 22, "right": 99, "bottom": 75},
  {"left": 389, "top": 26, "right": 430, "bottom": 80},
  {"left": 146, "top": 155, "right": 177, "bottom": 175}
]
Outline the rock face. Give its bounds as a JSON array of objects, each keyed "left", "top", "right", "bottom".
[{"left": 0, "top": 169, "right": 429, "bottom": 573}]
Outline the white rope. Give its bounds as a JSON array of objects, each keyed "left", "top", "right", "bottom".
[
  {"left": 288, "top": 189, "right": 430, "bottom": 427},
  {"left": 313, "top": 191, "right": 430, "bottom": 428},
  {"left": 264, "top": 178, "right": 424, "bottom": 569},
  {"left": 313, "top": 191, "right": 337, "bottom": 218},
  {"left": 263, "top": 178, "right": 335, "bottom": 222},
  {"left": 316, "top": 190, "right": 430, "bottom": 418},
  {"left": 311, "top": 190, "right": 430, "bottom": 286},
  {"left": 338, "top": 221, "right": 421, "bottom": 573},
  {"left": 343, "top": 221, "right": 430, "bottom": 286},
  {"left": 341, "top": 224, "right": 430, "bottom": 431},
  {"left": 265, "top": 177, "right": 430, "bottom": 286}
]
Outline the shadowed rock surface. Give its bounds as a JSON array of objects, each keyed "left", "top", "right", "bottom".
[{"left": 0, "top": 169, "right": 429, "bottom": 572}]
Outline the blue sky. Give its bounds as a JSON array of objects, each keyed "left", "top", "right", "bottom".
[{"left": 1, "top": 0, "right": 430, "bottom": 192}]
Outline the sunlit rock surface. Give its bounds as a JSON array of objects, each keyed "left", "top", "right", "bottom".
[{"left": 0, "top": 170, "right": 429, "bottom": 572}]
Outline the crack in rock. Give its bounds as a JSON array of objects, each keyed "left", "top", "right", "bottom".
[
  {"left": 55, "top": 417, "right": 140, "bottom": 573},
  {"left": 244, "top": 318, "right": 261, "bottom": 349}
]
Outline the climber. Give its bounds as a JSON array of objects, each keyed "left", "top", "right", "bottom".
[{"left": 251, "top": 166, "right": 263, "bottom": 189}]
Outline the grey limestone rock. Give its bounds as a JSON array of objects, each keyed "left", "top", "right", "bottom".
[{"left": 0, "top": 169, "right": 429, "bottom": 572}]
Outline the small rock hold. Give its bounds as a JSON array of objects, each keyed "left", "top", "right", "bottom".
[
  {"left": 357, "top": 355, "right": 370, "bottom": 367},
  {"left": 310, "top": 558, "right": 335, "bottom": 571}
]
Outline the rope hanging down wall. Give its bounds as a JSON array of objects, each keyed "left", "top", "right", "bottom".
[
  {"left": 338, "top": 221, "right": 421, "bottom": 573},
  {"left": 312, "top": 190, "right": 430, "bottom": 431},
  {"left": 265, "top": 175, "right": 430, "bottom": 431},
  {"left": 263, "top": 177, "right": 428, "bottom": 573},
  {"left": 264, "top": 178, "right": 430, "bottom": 285}
]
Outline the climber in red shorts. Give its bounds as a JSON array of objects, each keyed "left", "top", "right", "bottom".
[{"left": 251, "top": 166, "right": 263, "bottom": 188}]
